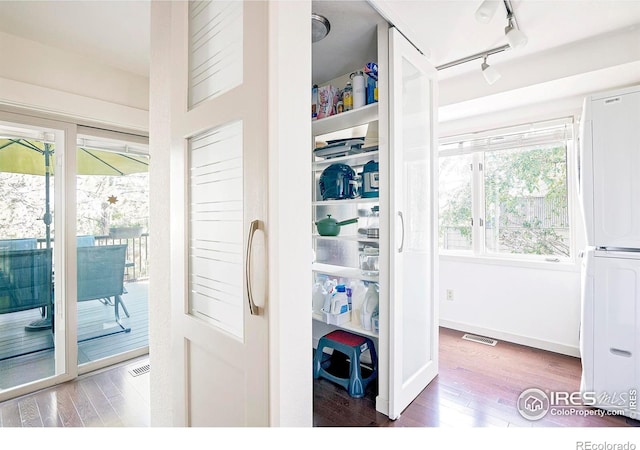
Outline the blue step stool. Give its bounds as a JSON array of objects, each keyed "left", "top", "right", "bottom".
[{"left": 313, "top": 329, "right": 378, "bottom": 398}]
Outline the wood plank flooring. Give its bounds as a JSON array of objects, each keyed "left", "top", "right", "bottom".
[
  {"left": 313, "top": 327, "right": 640, "bottom": 427},
  {"left": 2, "top": 327, "right": 639, "bottom": 427},
  {"left": 0, "top": 355, "right": 149, "bottom": 427}
]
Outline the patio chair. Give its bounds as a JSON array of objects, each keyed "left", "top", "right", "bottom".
[
  {"left": 76, "top": 235, "right": 96, "bottom": 247},
  {"left": 77, "top": 244, "right": 130, "bottom": 332},
  {"left": 0, "top": 248, "right": 53, "bottom": 315},
  {"left": 0, "top": 239, "right": 48, "bottom": 323},
  {"left": 0, "top": 238, "right": 38, "bottom": 251}
]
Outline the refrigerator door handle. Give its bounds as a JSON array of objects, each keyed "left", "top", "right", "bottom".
[{"left": 610, "top": 348, "right": 632, "bottom": 358}]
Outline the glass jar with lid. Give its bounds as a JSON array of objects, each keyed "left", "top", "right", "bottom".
[
  {"left": 359, "top": 246, "right": 379, "bottom": 275},
  {"left": 365, "top": 206, "right": 379, "bottom": 239}
]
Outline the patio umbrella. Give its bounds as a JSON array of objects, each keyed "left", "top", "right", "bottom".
[{"left": 0, "top": 138, "right": 149, "bottom": 248}]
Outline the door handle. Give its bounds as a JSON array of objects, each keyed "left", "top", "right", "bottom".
[
  {"left": 610, "top": 348, "right": 632, "bottom": 358},
  {"left": 246, "top": 219, "right": 262, "bottom": 316},
  {"left": 398, "top": 211, "right": 405, "bottom": 253}
]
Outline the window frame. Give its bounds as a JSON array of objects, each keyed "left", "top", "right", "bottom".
[{"left": 438, "top": 117, "right": 578, "bottom": 267}]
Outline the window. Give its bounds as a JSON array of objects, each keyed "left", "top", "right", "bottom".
[{"left": 439, "top": 118, "right": 573, "bottom": 261}]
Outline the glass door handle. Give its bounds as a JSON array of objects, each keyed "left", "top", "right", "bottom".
[{"left": 398, "top": 211, "right": 405, "bottom": 253}]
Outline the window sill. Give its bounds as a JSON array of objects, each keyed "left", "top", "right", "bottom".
[{"left": 439, "top": 252, "right": 581, "bottom": 272}]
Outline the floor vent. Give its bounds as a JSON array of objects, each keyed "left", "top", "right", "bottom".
[
  {"left": 128, "top": 362, "right": 150, "bottom": 377},
  {"left": 462, "top": 334, "right": 498, "bottom": 346}
]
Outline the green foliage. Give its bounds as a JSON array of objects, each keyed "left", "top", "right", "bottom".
[
  {"left": 440, "top": 145, "right": 570, "bottom": 257},
  {"left": 0, "top": 173, "right": 149, "bottom": 240}
]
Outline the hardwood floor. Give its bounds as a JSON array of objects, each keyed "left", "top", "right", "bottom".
[
  {"left": 2, "top": 327, "right": 638, "bottom": 427},
  {"left": 313, "top": 327, "right": 640, "bottom": 427},
  {"left": 0, "top": 355, "right": 149, "bottom": 427}
]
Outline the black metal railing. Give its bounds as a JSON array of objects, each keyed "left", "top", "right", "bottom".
[{"left": 36, "top": 233, "right": 149, "bottom": 281}]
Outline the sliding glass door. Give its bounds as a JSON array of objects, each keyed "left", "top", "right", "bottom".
[
  {"left": 75, "top": 129, "right": 149, "bottom": 370},
  {"left": 0, "top": 113, "right": 70, "bottom": 396},
  {"left": 0, "top": 111, "right": 150, "bottom": 399}
]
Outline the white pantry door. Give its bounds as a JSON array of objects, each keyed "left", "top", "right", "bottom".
[
  {"left": 168, "top": 1, "right": 269, "bottom": 426},
  {"left": 388, "top": 27, "right": 439, "bottom": 420}
]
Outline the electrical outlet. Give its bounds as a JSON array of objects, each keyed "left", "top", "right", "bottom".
[{"left": 446, "top": 289, "right": 454, "bottom": 301}]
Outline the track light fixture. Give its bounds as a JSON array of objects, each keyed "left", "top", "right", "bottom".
[
  {"left": 475, "top": 0, "right": 500, "bottom": 23},
  {"left": 481, "top": 55, "right": 501, "bottom": 85},
  {"left": 504, "top": 14, "right": 528, "bottom": 49},
  {"left": 436, "top": 0, "right": 528, "bottom": 83}
]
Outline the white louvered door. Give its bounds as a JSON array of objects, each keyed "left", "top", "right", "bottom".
[{"left": 165, "top": 0, "right": 269, "bottom": 426}]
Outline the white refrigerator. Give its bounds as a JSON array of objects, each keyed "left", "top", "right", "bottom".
[{"left": 579, "top": 84, "right": 640, "bottom": 420}]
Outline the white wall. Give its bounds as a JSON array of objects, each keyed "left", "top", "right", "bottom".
[
  {"left": 436, "top": 26, "right": 640, "bottom": 357},
  {"left": 0, "top": 30, "right": 148, "bottom": 130},
  {"left": 439, "top": 259, "right": 582, "bottom": 356}
]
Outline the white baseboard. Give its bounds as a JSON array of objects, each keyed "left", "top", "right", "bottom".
[{"left": 439, "top": 319, "right": 581, "bottom": 358}]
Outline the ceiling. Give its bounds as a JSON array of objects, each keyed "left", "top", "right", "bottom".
[
  {"left": 0, "top": 0, "right": 150, "bottom": 77},
  {"left": 314, "top": 0, "right": 640, "bottom": 80},
  {"left": 0, "top": 0, "right": 638, "bottom": 83}
]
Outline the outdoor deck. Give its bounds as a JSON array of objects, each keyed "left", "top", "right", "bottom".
[{"left": 0, "top": 280, "right": 148, "bottom": 390}]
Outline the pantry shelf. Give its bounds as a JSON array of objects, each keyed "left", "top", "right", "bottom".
[
  {"left": 312, "top": 198, "right": 378, "bottom": 206},
  {"left": 312, "top": 262, "right": 379, "bottom": 282},
  {"left": 313, "top": 150, "right": 380, "bottom": 171},
  {"left": 312, "top": 312, "right": 379, "bottom": 339},
  {"left": 312, "top": 234, "right": 379, "bottom": 243},
  {"left": 312, "top": 103, "right": 378, "bottom": 136}
]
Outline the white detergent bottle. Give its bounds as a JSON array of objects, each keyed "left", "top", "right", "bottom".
[
  {"left": 350, "top": 281, "right": 366, "bottom": 326},
  {"left": 361, "top": 282, "right": 379, "bottom": 331},
  {"left": 330, "top": 284, "right": 349, "bottom": 315}
]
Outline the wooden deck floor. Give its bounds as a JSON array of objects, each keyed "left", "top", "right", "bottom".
[{"left": 0, "top": 281, "right": 148, "bottom": 390}]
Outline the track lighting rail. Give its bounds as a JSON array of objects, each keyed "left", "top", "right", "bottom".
[
  {"left": 436, "top": 44, "right": 510, "bottom": 71},
  {"left": 436, "top": 0, "right": 525, "bottom": 75}
]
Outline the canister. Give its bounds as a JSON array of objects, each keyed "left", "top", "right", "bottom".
[
  {"left": 361, "top": 160, "right": 379, "bottom": 198},
  {"left": 350, "top": 71, "right": 366, "bottom": 109}
]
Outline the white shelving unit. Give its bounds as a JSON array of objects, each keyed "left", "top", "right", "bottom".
[{"left": 311, "top": 99, "right": 381, "bottom": 338}]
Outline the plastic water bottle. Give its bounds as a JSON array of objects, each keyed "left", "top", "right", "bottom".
[{"left": 343, "top": 82, "right": 353, "bottom": 111}]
